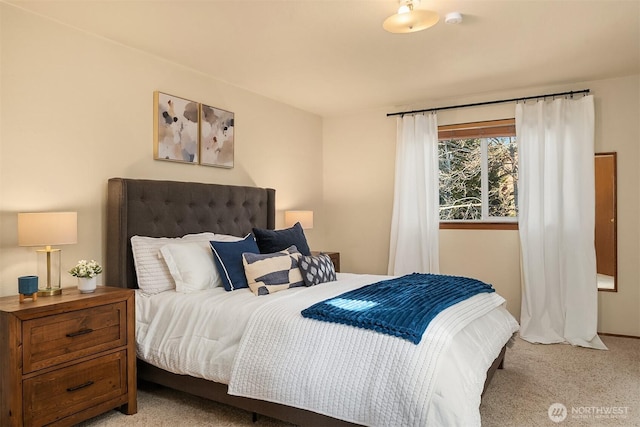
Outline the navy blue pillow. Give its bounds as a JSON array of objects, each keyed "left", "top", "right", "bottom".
[
  {"left": 253, "top": 222, "right": 311, "bottom": 256},
  {"left": 210, "top": 234, "right": 260, "bottom": 291}
]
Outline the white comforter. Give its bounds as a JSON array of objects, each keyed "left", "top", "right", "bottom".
[
  {"left": 136, "top": 283, "right": 269, "bottom": 384},
  {"left": 136, "top": 273, "right": 519, "bottom": 426}
]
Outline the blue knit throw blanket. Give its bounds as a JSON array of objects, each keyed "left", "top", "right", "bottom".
[{"left": 301, "top": 273, "right": 495, "bottom": 344}]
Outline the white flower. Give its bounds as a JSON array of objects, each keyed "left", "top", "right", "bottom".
[{"left": 69, "top": 259, "right": 103, "bottom": 278}]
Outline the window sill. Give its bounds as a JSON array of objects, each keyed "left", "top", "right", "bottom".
[{"left": 440, "top": 222, "right": 519, "bottom": 230}]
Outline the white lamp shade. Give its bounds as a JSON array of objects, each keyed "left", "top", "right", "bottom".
[
  {"left": 285, "top": 210, "right": 314, "bottom": 229},
  {"left": 18, "top": 212, "right": 78, "bottom": 247}
]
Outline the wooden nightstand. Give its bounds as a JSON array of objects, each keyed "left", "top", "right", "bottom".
[
  {"left": 0, "top": 286, "right": 136, "bottom": 426},
  {"left": 311, "top": 251, "right": 341, "bottom": 273}
]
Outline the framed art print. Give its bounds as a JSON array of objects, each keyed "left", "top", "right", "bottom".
[
  {"left": 200, "top": 103, "right": 234, "bottom": 168},
  {"left": 154, "top": 91, "right": 199, "bottom": 164}
]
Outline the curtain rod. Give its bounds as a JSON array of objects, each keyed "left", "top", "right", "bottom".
[{"left": 386, "top": 89, "right": 591, "bottom": 117}]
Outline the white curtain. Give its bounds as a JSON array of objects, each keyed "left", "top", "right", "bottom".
[
  {"left": 388, "top": 113, "right": 440, "bottom": 275},
  {"left": 516, "top": 95, "right": 606, "bottom": 349}
]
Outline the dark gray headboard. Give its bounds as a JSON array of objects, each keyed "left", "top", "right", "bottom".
[{"left": 106, "top": 178, "right": 275, "bottom": 289}]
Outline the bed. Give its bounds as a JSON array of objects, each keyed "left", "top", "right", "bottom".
[{"left": 106, "top": 177, "right": 519, "bottom": 426}]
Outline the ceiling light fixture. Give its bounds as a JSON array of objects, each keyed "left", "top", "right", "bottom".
[{"left": 383, "top": 0, "right": 439, "bottom": 34}]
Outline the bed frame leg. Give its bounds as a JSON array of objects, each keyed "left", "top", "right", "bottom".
[{"left": 252, "top": 412, "right": 258, "bottom": 423}]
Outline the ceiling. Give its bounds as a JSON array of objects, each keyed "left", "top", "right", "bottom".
[{"left": 6, "top": 0, "right": 640, "bottom": 117}]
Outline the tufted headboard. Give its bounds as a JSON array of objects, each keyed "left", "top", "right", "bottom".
[{"left": 106, "top": 178, "right": 275, "bottom": 289}]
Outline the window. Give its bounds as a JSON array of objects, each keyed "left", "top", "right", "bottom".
[{"left": 438, "top": 119, "right": 518, "bottom": 227}]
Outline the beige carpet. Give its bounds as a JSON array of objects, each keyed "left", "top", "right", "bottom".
[
  {"left": 480, "top": 335, "right": 640, "bottom": 427},
  {"left": 79, "top": 335, "right": 639, "bottom": 426}
]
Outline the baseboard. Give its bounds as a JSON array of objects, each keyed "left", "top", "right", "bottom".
[{"left": 598, "top": 332, "right": 640, "bottom": 339}]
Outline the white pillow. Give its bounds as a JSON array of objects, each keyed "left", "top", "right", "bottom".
[
  {"left": 160, "top": 242, "right": 220, "bottom": 292},
  {"left": 130, "top": 232, "right": 216, "bottom": 295},
  {"left": 211, "top": 233, "right": 245, "bottom": 242}
]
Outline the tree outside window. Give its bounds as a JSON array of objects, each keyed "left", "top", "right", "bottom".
[{"left": 438, "top": 120, "right": 518, "bottom": 222}]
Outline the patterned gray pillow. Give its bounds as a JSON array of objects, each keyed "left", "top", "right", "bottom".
[{"left": 299, "top": 253, "right": 337, "bottom": 286}]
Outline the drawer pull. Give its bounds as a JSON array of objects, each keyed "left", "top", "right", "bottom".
[
  {"left": 66, "top": 381, "right": 94, "bottom": 392},
  {"left": 66, "top": 328, "right": 94, "bottom": 338}
]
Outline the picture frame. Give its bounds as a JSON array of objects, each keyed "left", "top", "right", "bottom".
[
  {"left": 153, "top": 91, "right": 199, "bottom": 164},
  {"left": 199, "top": 103, "right": 234, "bottom": 168}
]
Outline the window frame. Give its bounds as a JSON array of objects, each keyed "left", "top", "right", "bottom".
[{"left": 438, "top": 119, "right": 518, "bottom": 230}]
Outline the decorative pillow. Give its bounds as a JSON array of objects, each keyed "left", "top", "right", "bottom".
[
  {"left": 210, "top": 234, "right": 260, "bottom": 291},
  {"left": 299, "top": 253, "right": 337, "bottom": 287},
  {"left": 130, "top": 232, "right": 216, "bottom": 295},
  {"left": 242, "top": 246, "right": 304, "bottom": 296},
  {"left": 252, "top": 222, "right": 311, "bottom": 256},
  {"left": 160, "top": 242, "right": 220, "bottom": 293}
]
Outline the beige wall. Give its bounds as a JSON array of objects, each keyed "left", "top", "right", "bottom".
[
  {"left": 324, "top": 74, "right": 640, "bottom": 336},
  {"left": 591, "top": 75, "right": 640, "bottom": 337},
  {"left": 0, "top": 5, "right": 324, "bottom": 296}
]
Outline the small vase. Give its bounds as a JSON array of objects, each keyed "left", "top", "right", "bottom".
[{"left": 78, "top": 276, "right": 97, "bottom": 293}]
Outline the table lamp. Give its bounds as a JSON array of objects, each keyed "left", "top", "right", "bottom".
[
  {"left": 18, "top": 212, "right": 78, "bottom": 296},
  {"left": 284, "top": 210, "right": 314, "bottom": 229}
]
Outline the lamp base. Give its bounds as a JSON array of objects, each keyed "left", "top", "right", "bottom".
[{"left": 38, "top": 287, "right": 62, "bottom": 297}]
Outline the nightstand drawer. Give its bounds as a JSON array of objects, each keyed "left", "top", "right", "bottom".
[
  {"left": 23, "top": 350, "right": 127, "bottom": 426},
  {"left": 23, "top": 301, "right": 127, "bottom": 373}
]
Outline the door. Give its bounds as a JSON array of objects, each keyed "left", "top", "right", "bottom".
[{"left": 594, "top": 152, "right": 617, "bottom": 290}]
